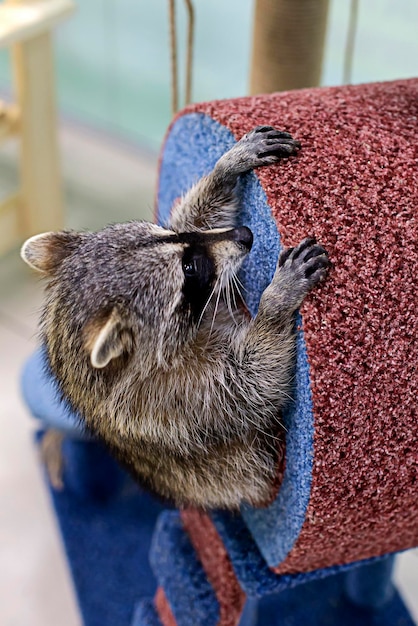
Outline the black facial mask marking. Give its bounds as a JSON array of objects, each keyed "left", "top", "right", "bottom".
[{"left": 181, "top": 245, "right": 215, "bottom": 321}]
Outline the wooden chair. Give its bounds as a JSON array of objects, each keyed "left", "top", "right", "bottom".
[{"left": 0, "top": 0, "right": 75, "bottom": 256}]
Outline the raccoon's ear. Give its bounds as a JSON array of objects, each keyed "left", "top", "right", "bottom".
[
  {"left": 87, "top": 309, "right": 134, "bottom": 369},
  {"left": 20, "top": 231, "right": 83, "bottom": 275}
]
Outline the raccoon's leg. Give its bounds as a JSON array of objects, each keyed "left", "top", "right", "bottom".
[
  {"left": 40, "top": 428, "right": 65, "bottom": 490},
  {"left": 169, "top": 126, "right": 300, "bottom": 232},
  {"left": 233, "top": 238, "right": 330, "bottom": 418}
]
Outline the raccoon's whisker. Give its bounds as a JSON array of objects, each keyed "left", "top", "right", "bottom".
[
  {"left": 208, "top": 281, "right": 223, "bottom": 340},
  {"left": 232, "top": 272, "right": 247, "bottom": 293},
  {"left": 197, "top": 279, "right": 219, "bottom": 329},
  {"left": 231, "top": 277, "right": 241, "bottom": 311},
  {"left": 220, "top": 271, "right": 237, "bottom": 321},
  {"left": 230, "top": 274, "right": 242, "bottom": 308},
  {"left": 211, "top": 289, "right": 222, "bottom": 333},
  {"left": 224, "top": 276, "right": 239, "bottom": 326},
  {"left": 231, "top": 272, "right": 248, "bottom": 310}
]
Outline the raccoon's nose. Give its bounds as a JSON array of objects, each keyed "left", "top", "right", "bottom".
[{"left": 231, "top": 227, "right": 253, "bottom": 251}]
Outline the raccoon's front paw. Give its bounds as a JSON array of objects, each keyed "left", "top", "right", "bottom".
[
  {"left": 240, "top": 126, "right": 301, "bottom": 166},
  {"left": 276, "top": 237, "right": 331, "bottom": 305}
]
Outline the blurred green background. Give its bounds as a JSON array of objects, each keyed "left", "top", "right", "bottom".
[{"left": 1, "top": 0, "right": 417, "bottom": 152}]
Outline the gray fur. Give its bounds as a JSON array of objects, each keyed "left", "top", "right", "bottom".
[{"left": 21, "top": 127, "right": 330, "bottom": 509}]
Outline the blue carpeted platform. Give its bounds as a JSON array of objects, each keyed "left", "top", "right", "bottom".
[
  {"left": 47, "top": 466, "right": 165, "bottom": 626},
  {"left": 41, "top": 460, "right": 414, "bottom": 626}
]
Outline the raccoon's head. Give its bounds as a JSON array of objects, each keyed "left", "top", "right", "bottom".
[{"left": 21, "top": 222, "right": 253, "bottom": 377}]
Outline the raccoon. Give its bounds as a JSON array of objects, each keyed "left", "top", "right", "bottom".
[{"left": 21, "top": 126, "right": 330, "bottom": 509}]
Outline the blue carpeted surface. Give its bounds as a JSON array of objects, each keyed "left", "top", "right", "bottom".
[
  {"left": 43, "top": 461, "right": 415, "bottom": 626},
  {"left": 47, "top": 466, "right": 165, "bottom": 626},
  {"left": 254, "top": 573, "right": 414, "bottom": 626},
  {"left": 133, "top": 587, "right": 415, "bottom": 626},
  {"left": 150, "top": 512, "right": 220, "bottom": 625}
]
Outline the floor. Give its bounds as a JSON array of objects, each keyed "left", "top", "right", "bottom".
[{"left": 0, "top": 126, "right": 417, "bottom": 626}]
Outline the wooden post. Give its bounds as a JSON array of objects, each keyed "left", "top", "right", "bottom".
[
  {"left": 11, "top": 30, "right": 63, "bottom": 235},
  {"left": 250, "top": 0, "right": 330, "bottom": 94}
]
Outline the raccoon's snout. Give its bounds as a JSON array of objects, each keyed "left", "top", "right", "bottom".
[{"left": 229, "top": 227, "right": 253, "bottom": 251}]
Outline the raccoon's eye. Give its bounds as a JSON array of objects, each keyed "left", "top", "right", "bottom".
[
  {"left": 182, "top": 248, "right": 215, "bottom": 319},
  {"left": 182, "top": 259, "right": 198, "bottom": 276}
]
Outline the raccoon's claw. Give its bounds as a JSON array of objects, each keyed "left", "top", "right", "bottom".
[
  {"left": 277, "top": 237, "right": 331, "bottom": 301},
  {"left": 253, "top": 126, "right": 293, "bottom": 140},
  {"left": 239, "top": 126, "right": 301, "bottom": 167}
]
